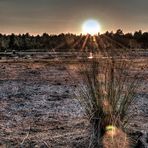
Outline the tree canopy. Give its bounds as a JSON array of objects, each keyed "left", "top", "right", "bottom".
[{"left": 0, "top": 30, "right": 148, "bottom": 52}]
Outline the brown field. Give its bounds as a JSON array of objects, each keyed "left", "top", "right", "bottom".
[{"left": 0, "top": 56, "right": 147, "bottom": 147}]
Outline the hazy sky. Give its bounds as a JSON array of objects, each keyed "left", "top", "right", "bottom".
[{"left": 0, "top": 0, "right": 148, "bottom": 35}]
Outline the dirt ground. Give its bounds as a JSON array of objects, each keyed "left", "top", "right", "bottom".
[
  {"left": 0, "top": 58, "right": 147, "bottom": 148},
  {"left": 0, "top": 62, "right": 90, "bottom": 148}
]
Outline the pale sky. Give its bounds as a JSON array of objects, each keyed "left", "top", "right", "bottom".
[{"left": 0, "top": 0, "right": 148, "bottom": 35}]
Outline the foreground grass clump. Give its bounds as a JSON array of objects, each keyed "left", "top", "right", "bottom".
[{"left": 74, "top": 57, "right": 138, "bottom": 148}]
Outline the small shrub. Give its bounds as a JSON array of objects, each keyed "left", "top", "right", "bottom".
[{"left": 74, "top": 56, "right": 139, "bottom": 147}]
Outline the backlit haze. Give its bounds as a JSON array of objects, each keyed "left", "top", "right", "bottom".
[{"left": 0, "top": 0, "right": 148, "bottom": 35}]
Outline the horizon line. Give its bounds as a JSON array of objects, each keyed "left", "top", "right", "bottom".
[{"left": 0, "top": 30, "right": 147, "bottom": 36}]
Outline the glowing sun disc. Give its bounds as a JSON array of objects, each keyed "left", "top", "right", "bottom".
[{"left": 82, "top": 19, "right": 101, "bottom": 35}]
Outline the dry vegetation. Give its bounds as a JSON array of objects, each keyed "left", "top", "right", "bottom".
[{"left": 0, "top": 53, "right": 147, "bottom": 148}]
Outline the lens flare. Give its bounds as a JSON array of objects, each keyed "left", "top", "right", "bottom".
[
  {"left": 82, "top": 19, "right": 101, "bottom": 35},
  {"left": 103, "top": 126, "right": 129, "bottom": 148}
]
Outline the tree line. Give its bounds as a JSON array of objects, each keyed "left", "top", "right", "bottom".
[{"left": 0, "top": 29, "right": 148, "bottom": 52}]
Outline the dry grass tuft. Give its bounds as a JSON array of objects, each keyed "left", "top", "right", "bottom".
[{"left": 73, "top": 55, "right": 139, "bottom": 147}]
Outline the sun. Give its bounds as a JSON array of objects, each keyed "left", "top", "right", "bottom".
[{"left": 82, "top": 19, "right": 101, "bottom": 35}]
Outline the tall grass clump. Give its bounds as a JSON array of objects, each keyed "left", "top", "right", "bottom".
[{"left": 74, "top": 55, "right": 139, "bottom": 148}]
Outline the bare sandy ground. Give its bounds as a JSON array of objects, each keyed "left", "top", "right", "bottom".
[
  {"left": 0, "top": 58, "right": 147, "bottom": 148},
  {"left": 0, "top": 62, "right": 89, "bottom": 148}
]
